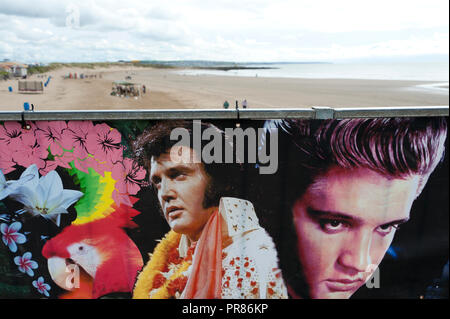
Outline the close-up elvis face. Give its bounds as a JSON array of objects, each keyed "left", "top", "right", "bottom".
[
  {"left": 149, "top": 146, "right": 215, "bottom": 242},
  {"left": 292, "top": 166, "right": 421, "bottom": 299}
]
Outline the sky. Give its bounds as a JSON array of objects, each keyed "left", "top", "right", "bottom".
[{"left": 0, "top": 0, "right": 448, "bottom": 63}]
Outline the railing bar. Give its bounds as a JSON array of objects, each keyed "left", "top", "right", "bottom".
[{"left": 0, "top": 106, "right": 447, "bottom": 121}]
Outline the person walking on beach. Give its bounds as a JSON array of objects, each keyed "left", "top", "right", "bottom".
[
  {"left": 223, "top": 100, "right": 229, "bottom": 109},
  {"left": 242, "top": 99, "right": 248, "bottom": 109}
]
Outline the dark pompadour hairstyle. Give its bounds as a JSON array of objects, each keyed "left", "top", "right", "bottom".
[
  {"left": 133, "top": 120, "right": 241, "bottom": 209},
  {"left": 267, "top": 117, "right": 447, "bottom": 202},
  {"left": 257, "top": 117, "right": 448, "bottom": 298}
]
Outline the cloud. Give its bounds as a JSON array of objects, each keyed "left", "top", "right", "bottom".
[
  {"left": 0, "top": 0, "right": 64, "bottom": 19},
  {"left": 0, "top": 0, "right": 448, "bottom": 63}
]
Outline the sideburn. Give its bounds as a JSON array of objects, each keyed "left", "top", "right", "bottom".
[{"left": 202, "top": 178, "right": 221, "bottom": 209}]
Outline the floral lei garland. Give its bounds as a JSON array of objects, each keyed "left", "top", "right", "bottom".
[{"left": 133, "top": 230, "right": 195, "bottom": 299}]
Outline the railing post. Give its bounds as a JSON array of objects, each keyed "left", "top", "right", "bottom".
[{"left": 312, "top": 106, "right": 335, "bottom": 120}]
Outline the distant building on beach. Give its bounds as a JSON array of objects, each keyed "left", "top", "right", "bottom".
[{"left": 0, "top": 61, "right": 28, "bottom": 77}]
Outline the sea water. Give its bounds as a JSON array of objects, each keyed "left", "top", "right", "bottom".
[
  {"left": 174, "top": 61, "right": 449, "bottom": 95},
  {"left": 175, "top": 61, "right": 449, "bottom": 84}
]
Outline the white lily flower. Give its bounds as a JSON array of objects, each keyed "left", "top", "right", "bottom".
[
  {"left": 9, "top": 165, "right": 84, "bottom": 226},
  {"left": 0, "top": 166, "right": 35, "bottom": 200}
]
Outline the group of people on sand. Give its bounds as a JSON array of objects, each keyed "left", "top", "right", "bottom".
[
  {"left": 111, "top": 84, "right": 146, "bottom": 98},
  {"left": 65, "top": 73, "right": 102, "bottom": 80}
]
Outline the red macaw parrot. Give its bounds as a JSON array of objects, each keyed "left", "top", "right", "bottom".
[{"left": 42, "top": 204, "right": 144, "bottom": 299}]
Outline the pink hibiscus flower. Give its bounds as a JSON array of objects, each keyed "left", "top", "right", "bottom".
[
  {"left": 39, "top": 160, "right": 59, "bottom": 176},
  {"left": 0, "top": 146, "right": 16, "bottom": 174},
  {"left": 60, "top": 121, "right": 95, "bottom": 160},
  {"left": 86, "top": 123, "right": 123, "bottom": 165},
  {"left": 112, "top": 158, "right": 147, "bottom": 195},
  {"left": 34, "top": 121, "right": 68, "bottom": 156},
  {"left": 12, "top": 133, "right": 48, "bottom": 170},
  {"left": 0, "top": 122, "right": 25, "bottom": 153}
]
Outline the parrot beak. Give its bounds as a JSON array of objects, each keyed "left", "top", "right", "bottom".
[
  {"left": 48, "top": 257, "right": 94, "bottom": 291},
  {"left": 47, "top": 257, "right": 74, "bottom": 290}
]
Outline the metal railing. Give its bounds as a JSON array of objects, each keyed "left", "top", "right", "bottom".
[{"left": 0, "top": 106, "right": 448, "bottom": 121}]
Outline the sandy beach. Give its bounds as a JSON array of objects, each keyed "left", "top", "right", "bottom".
[{"left": 0, "top": 65, "right": 448, "bottom": 111}]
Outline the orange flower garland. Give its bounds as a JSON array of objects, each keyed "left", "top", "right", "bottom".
[{"left": 133, "top": 230, "right": 195, "bottom": 299}]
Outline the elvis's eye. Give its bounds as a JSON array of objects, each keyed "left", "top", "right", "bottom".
[
  {"left": 320, "top": 219, "right": 347, "bottom": 233},
  {"left": 328, "top": 220, "right": 341, "bottom": 227},
  {"left": 171, "top": 172, "right": 186, "bottom": 180},
  {"left": 151, "top": 176, "right": 161, "bottom": 187},
  {"left": 377, "top": 224, "right": 400, "bottom": 236}
]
